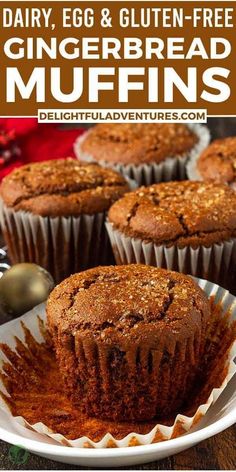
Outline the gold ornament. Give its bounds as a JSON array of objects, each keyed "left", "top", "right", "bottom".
[{"left": 0, "top": 263, "right": 54, "bottom": 318}]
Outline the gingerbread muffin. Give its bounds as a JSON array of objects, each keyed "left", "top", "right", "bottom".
[
  {"left": 107, "top": 181, "right": 236, "bottom": 288},
  {"left": 0, "top": 159, "right": 129, "bottom": 282},
  {"left": 78, "top": 124, "right": 197, "bottom": 165},
  {"left": 47, "top": 264, "right": 211, "bottom": 421},
  {"left": 75, "top": 124, "right": 209, "bottom": 185},
  {"left": 194, "top": 137, "right": 236, "bottom": 186}
]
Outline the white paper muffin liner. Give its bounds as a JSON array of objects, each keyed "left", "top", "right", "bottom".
[
  {"left": 0, "top": 278, "right": 235, "bottom": 449},
  {"left": 74, "top": 124, "right": 210, "bottom": 186},
  {"left": 186, "top": 147, "right": 205, "bottom": 182},
  {"left": 106, "top": 223, "right": 236, "bottom": 289},
  {"left": 0, "top": 201, "right": 113, "bottom": 283}
]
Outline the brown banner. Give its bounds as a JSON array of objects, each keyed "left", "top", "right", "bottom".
[{"left": 0, "top": 1, "right": 235, "bottom": 116}]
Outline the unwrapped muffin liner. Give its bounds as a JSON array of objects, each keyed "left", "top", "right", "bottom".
[
  {"left": 0, "top": 278, "right": 236, "bottom": 448},
  {"left": 74, "top": 124, "right": 211, "bottom": 186},
  {"left": 106, "top": 223, "right": 236, "bottom": 289},
  {"left": 0, "top": 200, "right": 113, "bottom": 283}
]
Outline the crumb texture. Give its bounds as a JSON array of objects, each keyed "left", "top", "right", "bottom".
[
  {"left": 47, "top": 264, "right": 210, "bottom": 421},
  {"left": 197, "top": 137, "right": 236, "bottom": 184},
  {"left": 80, "top": 124, "right": 198, "bottom": 164},
  {"left": 108, "top": 181, "right": 236, "bottom": 247},
  {"left": 0, "top": 158, "right": 129, "bottom": 216}
]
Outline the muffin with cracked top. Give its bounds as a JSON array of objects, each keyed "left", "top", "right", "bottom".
[
  {"left": 0, "top": 158, "right": 129, "bottom": 281},
  {"left": 47, "top": 264, "right": 211, "bottom": 421},
  {"left": 75, "top": 124, "right": 209, "bottom": 185},
  {"left": 107, "top": 181, "right": 236, "bottom": 288}
]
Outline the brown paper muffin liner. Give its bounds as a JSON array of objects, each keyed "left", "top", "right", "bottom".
[
  {"left": 106, "top": 223, "right": 236, "bottom": 290},
  {"left": 74, "top": 124, "right": 210, "bottom": 186},
  {"left": 0, "top": 201, "right": 113, "bottom": 283},
  {"left": 0, "top": 278, "right": 235, "bottom": 448}
]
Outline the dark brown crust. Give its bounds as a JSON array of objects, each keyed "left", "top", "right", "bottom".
[
  {"left": 0, "top": 158, "right": 129, "bottom": 217},
  {"left": 47, "top": 264, "right": 209, "bottom": 336},
  {"left": 47, "top": 264, "right": 210, "bottom": 421},
  {"left": 108, "top": 181, "right": 236, "bottom": 248},
  {"left": 80, "top": 124, "right": 198, "bottom": 165},
  {"left": 197, "top": 137, "right": 236, "bottom": 184}
]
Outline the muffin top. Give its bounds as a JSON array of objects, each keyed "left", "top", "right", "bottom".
[
  {"left": 0, "top": 158, "right": 129, "bottom": 217},
  {"left": 108, "top": 181, "right": 236, "bottom": 247},
  {"left": 47, "top": 264, "right": 210, "bottom": 346},
  {"left": 197, "top": 137, "right": 236, "bottom": 185},
  {"left": 80, "top": 124, "right": 198, "bottom": 165}
]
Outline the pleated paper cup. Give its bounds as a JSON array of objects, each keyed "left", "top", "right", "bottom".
[
  {"left": 106, "top": 223, "right": 236, "bottom": 291},
  {"left": 74, "top": 124, "right": 210, "bottom": 186},
  {"left": 0, "top": 201, "right": 114, "bottom": 283},
  {"left": 0, "top": 278, "right": 235, "bottom": 448}
]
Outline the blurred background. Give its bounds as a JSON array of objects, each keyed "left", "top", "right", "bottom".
[{"left": 203, "top": 118, "right": 236, "bottom": 138}]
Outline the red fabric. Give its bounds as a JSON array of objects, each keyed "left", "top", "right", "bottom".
[
  {"left": 0, "top": 118, "right": 38, "bottom": 137},
  {"left": 0, "top": 119, "right": 85, "bottom": 180}
]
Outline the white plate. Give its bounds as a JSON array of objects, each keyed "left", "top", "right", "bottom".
[{"left": 0, "top": 277, "right": 235, "bottom": 467}]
